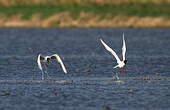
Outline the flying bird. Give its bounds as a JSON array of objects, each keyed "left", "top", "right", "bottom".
[
  {"left": 100, "top": 34, "right": 127, "bottom": 73},
  {"left": 37, "top": 54, "right": 67, "bottom": 80}
]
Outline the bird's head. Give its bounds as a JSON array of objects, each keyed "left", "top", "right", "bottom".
[
  {"left": 47, "top": 58, "right": 50, "bottom": 63},
  {"left": 124, "top": 60, "right": 128, "bottom": 64}
]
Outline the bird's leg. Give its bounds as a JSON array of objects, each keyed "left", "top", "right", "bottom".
[
  {"left": 121, "top": 67, "right": 127, "bottom": 74},
  {"left": 45, "top": 63, "right": 49, "bottom": 67},
  {"left": 123, "top": 67, "right": 128, "bottom": 74},
  {"left": 46, "top": 71, "right": 51, "bottom": 80},
  {"left": 44, "top": 64, "right": 51, "bottom": 80},
  {"left": 112, "top": 67, "right": 119, "bottom": 80},
  {"left": 115, "top": 73, "right": 120, "bottom": 80}
]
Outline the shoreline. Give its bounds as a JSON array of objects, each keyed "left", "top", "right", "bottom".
[{"left": 1, "top": 13, "right": 170, "bottom": 28}]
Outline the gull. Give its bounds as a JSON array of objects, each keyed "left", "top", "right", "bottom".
[
  {"left": 100, "top": 34, "right": 127, "bottom": 73},
  {"left": 37, "top": 54, "right": 67, "bottom": 80}
]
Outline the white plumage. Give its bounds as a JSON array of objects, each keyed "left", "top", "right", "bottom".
[
  {"left": 100, "top": 34, "right": 127, "bottom": 69},
  {"left": 37, "top": 54, "right": 67, "bottom": 80}
]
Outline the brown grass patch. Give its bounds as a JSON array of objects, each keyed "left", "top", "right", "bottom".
[{"left": 1, "top": 12, "right": 170, "bottom": 28}]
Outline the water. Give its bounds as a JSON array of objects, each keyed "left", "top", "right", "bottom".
[{"left": 0, "top": 28, "right": 169, "bottom": 110}]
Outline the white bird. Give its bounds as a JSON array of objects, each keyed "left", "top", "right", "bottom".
[
  {"left": 100, "top": 34, "right": 127, "bottom": 72},
  {"left": 37, "top": 54, "right": 67, "bottom": 80}
]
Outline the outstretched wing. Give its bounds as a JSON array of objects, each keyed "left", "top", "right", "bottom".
[
  {"left": 122, "top": 34, "right": 126, "bottom": 61},
  {"left": 51, "top": 54, "right": 67, "bottom": 73},
  {"left": 37, "top": 54, "right": 43, "bottom": 71},
  {"left": 100, "top": 39, "right": 121, "bottom": 63}
]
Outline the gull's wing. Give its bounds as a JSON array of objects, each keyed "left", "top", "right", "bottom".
[
  {"left": 122, "top": 34, "right": 126, "bottom": 61},
  {"left": 51, "top": 54, "right": 67, "bottom": 73},
  {"left": 37, "top": 54, "right": 43, "bottom": 71},
  {"left": 100, "top": 39, "right": 121, "bottom": 63}
]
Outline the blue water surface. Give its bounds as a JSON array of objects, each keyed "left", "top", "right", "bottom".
[{"left": 0, "top": 28, "right": 169, "bottom": 110}]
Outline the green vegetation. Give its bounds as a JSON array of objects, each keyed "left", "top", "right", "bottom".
[
  {"left": 0, "top": 1, "right": 170, "bottom": 27},
  {"left": 0, "top": 2, "right": 170, "bottom": 19}
]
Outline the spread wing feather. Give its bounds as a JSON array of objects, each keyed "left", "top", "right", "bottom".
[
  {"left": 37, "top": 54, "right": 43, "bottom": 71},
  {"left": 100, "top": 39, "right": 121, "bottom": 63},
  {"left": 51, "top": 54, "right": 67, "bottom": 73},
  {"left": 122, "top": 34, "right": 126, "bottom": 61}
]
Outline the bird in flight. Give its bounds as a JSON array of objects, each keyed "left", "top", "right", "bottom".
[
  {"left": 37, "top": 54, "right": 67, "bottom": 80},
  {"left": 100, "top": 34, "right": 127, "bottom": 73}
]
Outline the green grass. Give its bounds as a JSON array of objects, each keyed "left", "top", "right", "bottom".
[{"left": 0, "top": 2, "right": 170, "bottom": 19}]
